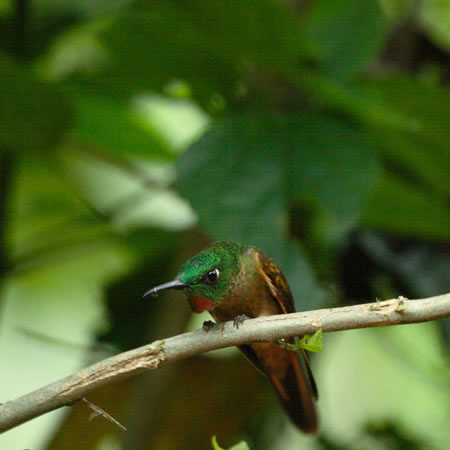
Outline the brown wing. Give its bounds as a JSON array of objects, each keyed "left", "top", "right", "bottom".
[
  {"left": 256, "top": 251, "right": 295, "bottom": 314},
  {"left": 256, "top": 251, "right": 318, "bottom": 398},
  {"left": 236, "top": 251, "right": 319, "bottom": 432}
]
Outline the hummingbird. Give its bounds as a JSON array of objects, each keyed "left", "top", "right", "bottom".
[{"left": 144, "top": 241, "right": 318, "bottom": 433}]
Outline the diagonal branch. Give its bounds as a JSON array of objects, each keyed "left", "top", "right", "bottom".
[{"left": 0, "top": 293, "right": 449, "bottom": 433}]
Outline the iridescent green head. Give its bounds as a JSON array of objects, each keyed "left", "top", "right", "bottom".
[{"left": 144, "top": 241, "right": 245, "bottom": 312}]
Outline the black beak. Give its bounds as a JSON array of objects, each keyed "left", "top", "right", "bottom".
[{"left": 143, "top": 279, "right": 188, "bottom": 298}]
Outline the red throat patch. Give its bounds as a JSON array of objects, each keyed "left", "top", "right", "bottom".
[{"left": 190, "top": 297, "right": 214, "bottom": 313}]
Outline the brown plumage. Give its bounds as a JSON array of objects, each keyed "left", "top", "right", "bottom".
[
  {"left": 211, "top": 249, "right": 318, "bottom": 433},
  {"left": 145, "top": 241, "right": 318, "bottom": 432}
]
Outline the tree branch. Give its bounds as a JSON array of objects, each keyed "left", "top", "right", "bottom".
[{"left": 1, "top": 293, "right": 449, "bottom": 433}]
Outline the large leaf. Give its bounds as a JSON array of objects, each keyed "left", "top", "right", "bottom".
[
  {"left": 102, "top": 5, "right": 235, "bottom": 97},
  {"left": 361, "top": 171, "right": 450, "bottom": 241},
  {"left": 305, "top": 0, "right": 386, "bottom": 79},
  {"left": 165, "top": 0, "right": 312, "bottom": 69},
  {"left": 92, "top": 0, "right": 312, "bottom": 107},
  {"left": 0, "top": 54, "right": 72, "bottom": 152},
  {"left": 72, "top": 93, "right": 174, "bottom": 159},
  {"left": 285, "top": 113, "right": 380, "bottom": 227},
  {"left": 341, "top": 77, "right": 450, "bottom": 240},
  {"left": 295, "top": 77, "right": 449, "bottom": 242},
  {"left": 351, "top": 77, "right": 450, "bottom": 197},
  {"left": 177, "top": 112, "right": 380, "bottom": 308}
]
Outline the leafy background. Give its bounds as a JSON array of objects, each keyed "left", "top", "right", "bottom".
[{"left": 0, "top": 0, "right": 449, "bottom": 449}]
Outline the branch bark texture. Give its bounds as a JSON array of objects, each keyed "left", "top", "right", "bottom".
[{"left": 1, "top": 293, "right": 449, "bottom": 433}]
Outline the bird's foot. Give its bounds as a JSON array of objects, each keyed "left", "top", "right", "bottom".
[
  {"left": 233, "top": 314, "right": 249, "bottom": 329},
  {"left": 202, "top": 320, "right": 216, "bottom": 332}
]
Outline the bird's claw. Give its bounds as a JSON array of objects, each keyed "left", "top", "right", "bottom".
[
  {"left": 202, "top": 320, "right": 216, "bottom": 332},
  {"left": 233, "top": 314, "right": 249, "bottom": 329}
]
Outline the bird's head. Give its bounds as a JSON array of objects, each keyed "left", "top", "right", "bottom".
[{"left": 144, "top": 241, "right": 244, "bottom": 312}]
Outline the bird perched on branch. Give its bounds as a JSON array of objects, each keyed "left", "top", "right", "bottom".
[{"left": 144, "top": 241, "right": 318, "bottom": 433}]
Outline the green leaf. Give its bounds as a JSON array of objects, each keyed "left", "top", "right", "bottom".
[
  {"left": 94, "top": 0, "right": 312, "bottom": 106},
  {"left": 97, "top": 5, "right": 236, "bottom": 104},
  {"left": 278, "top": 329, "right": 323, "bottom": 352},
  {"left": 305, "top": 0, "right": 386, "bottom": 79},
  {"left": 177, "top": 111, "right": 379, "bottom": 231},
  {"left": 299, "top": 329, "right": 323, "bottom": 352},
  {"left": 211, "top": 436, "right": 223, "bottom": 450},
  {"left": 0, "top": 54, "right": 72, "bottom": 152},
  {"left": 72, "top": 93, "right": 174, "bottom": 160},
  {"left": 300, "top": 77, "right": 449, "bottom": 242},
  {"left": 361, "top": 171, "right": 450, "bottom": 241},
  {"left": 165, "top": 0, "right": 312, "bottom": 69},
  {"left": 286, "top": 112, "right": 380, "bottom": 228},
  {"left": 349, "top": 78, "right": 450, "bottom": 241},
  {"left": 351, "top": 77, "right": 450, "bottom": 197},
  {"left": 211, "top": 435, "right": 250, "bottom": 450}
]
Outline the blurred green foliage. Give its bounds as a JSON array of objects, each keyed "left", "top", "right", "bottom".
[
  {"left": 0, "top": 0, "right": 448, "bottom": 449},
  {"left": 212, "top": 435, "right": 250, "bottom": 450}
]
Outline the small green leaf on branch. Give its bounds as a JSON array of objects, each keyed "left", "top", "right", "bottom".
[
  {"left": 277, "top": 329, "right": 323, "bottom": 352},
  {"left": 300, "top": 329, "right": 323, "bottom": 352}
]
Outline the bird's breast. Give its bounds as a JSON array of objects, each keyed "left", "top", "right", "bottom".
[{"left": 211, "top": 290, "right": 280, "bottom": 323}]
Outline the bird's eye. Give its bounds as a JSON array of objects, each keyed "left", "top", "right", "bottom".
[{"left": 204, "top": 268, "right": 219, "bottom": 285}]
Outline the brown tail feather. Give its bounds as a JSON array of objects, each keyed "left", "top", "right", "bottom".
[
  {"left": 268, "top": 350, "right": 318, "bottom": 433},
  {"left": 238, "top": 342, "right": 318, "bottom": 433}
]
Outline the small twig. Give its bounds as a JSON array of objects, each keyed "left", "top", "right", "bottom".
[
  {"left": 81, "top": 398, "right": 127, "bottom": 432},
  {"left": 0, "top": 293, "right": 448, "bottom": 433}
]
